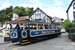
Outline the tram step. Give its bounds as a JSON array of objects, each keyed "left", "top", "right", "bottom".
[
  {"left": 22, "top": 38, "right": 27, "bottom": 40},
  {"left": 21, "top": 42, "right": 30, "bottom": 45},
  {"left": 22, "top": 40, "right": 28, "bottom": 42}
]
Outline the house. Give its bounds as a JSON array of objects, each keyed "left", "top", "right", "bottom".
[
  {"left": 66, "top": 0, "right": 75, "bottom": 22},
  {"left": 52, "top": 16, "right": 62, "bottom": 23},
  {"left": 12, "top": 13, "right": 19, "bottom": 20},
  {"left": 2, "top": 7, "right": 52, "bottom": 36},
  {"left": 29, "top": 8, "right": 52, "bottom": 23}
]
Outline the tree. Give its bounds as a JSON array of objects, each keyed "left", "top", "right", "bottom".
[
  {"left": 63, "top": 19, "right": 70, "bottom": 27},
  {"left": 13, "top": 6, "right": 34, "bottom": 16},
  {"left": 7, "top": 12, "right": 13, "bottom": 21},
  {"left": 63, "top": 19, "right": 73, "bottom": 32},
  {"left": 0, "top": 6, "right": 34, "bottom": 24},
  {"left": 53, "top": 20, "right": 56, "bottom": 23}
]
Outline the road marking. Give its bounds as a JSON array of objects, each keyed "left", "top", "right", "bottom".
[
  {"left": 21, "top": 42, "right": 30, "bottom": 45},
  {"left": 71, "top": 42, "right": 75, "bottom": 45},
  {"left": 12, "top": 46, "right": 24, "bottom": 50}
]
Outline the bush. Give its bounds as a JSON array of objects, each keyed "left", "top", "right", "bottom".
[
  {"left": 63, "top": 19, "right": 73, "bottom": 32},
  {"left": 63, "top": 19, "right": 75, "bottom": 34},
  {"left": 69, "top": 28, "right": 75, "bottom": 33},
  {"left": 0, "top": 31, "right": 3, "bottom": 33},
  {"left": 64, "top": 23, "right": 73, "bottom": 32},
  {"left": 7, "top": 33, "right": 10, "bottom": 36}
]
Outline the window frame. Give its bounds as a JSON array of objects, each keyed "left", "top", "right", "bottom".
[{"left": 73, "top": 3, "right": 75, "bottom": 9}]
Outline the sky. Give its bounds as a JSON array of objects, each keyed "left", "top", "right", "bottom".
[{"left": 0, "top": 0, "right": 72, "bottom": 19}]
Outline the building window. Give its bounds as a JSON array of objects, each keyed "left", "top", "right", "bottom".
[
  {"left": 73, "top": 3, "right": 75, "bottom": 9},
  {"left": 73, "top": 12, "right": 75, "bottom": 19},
  {"left": 35, "top": 14, "right": 41, "bottom": 19}
]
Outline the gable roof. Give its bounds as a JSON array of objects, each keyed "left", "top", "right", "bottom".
[
  {"left": 66, "top": 0, "right": 75, "bottom": 13},
  {"left": 29, "top": 7, "right": 52, "bottom": 19},
  {"left": 16, "top": 16, "right": 29, "bottom": 20}
]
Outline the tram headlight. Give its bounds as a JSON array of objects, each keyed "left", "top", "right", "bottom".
[{"left": 11, "top": 31, "right": 18, "bottom": 38}]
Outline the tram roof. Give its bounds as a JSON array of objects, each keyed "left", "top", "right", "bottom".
[{"left": 8, "top": 20, "right": 59, "bottom": 25}]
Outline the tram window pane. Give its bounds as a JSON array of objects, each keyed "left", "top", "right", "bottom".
[
  {"left": 44, "top": 25, "right": 48, "bottom": 29},
  {"left": 49, "top": 25, "right": 52, "bottom": 29},
  {"left": 38, "top": 24, "right": 43, "bottom": 29}
]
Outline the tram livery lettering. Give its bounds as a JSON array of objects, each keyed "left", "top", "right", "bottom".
[
  {"left": 47, "top": 31, "right": 50, "bottom": 34},
  {"left": 31, "top": 31, "right": 42, "bottom": 36},
  {"left": 42, "top": 31, "right": 46, "bottom": 34},
  {"left": 51, "top": 30, "right": 55, "bottom": 33},
  {"left": 35, "top": 32, "right": 39, "bottom": 34}
]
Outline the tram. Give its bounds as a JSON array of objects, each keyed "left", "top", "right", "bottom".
[{"left": 9, "top": 20, "right": 61, "bottom": 45}]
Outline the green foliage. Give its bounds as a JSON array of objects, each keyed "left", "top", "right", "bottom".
[
  {"left": 63, "top": 19, "right": 70, "bottom": 27},
  {"left": 63, "top": 19, "right": 75, "bottom": 33},
  {"left": 64, "top": 23, "right": 73, "bottom": 32},
  {"left": 63, "top": 19, "right": 71, "bottom": 32},
  {"left": 53, "top": 20, "right": 56, "bottom": 22},
  {"left": 7, "top": 33, "right": 10, "bottom": 35},
  {"left": 0, "top": 6, "right": 34, "bottom": 24},
  {"left": 72, "top": 20, "right": 75, "bottom": 24},
  {"left": 0, "top": 31, "right": 3, "bottom": 33},
  {"left": 13, "top": 6, "right": 33, "bottom": 16}
]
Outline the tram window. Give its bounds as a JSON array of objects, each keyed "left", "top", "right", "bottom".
[
  {"left": 49, "top": 25, "right": 52, "bottom": 29},
  {"left": 21, "top": 23, "right": 23, "bottom": 25},
  {"left": 38, "top": 24, "right": 43, "bottom": 29},
  {"left": 44, "top": 25, "right": 48, "bottom": 29},
  {"left": 33, "top": 26, "right": 36, "bottom": 29},
  {"left": 10, "top": 24, "right": 16, "bottom": 30},
  {"left": 21, "top": 27, "right": 23, "bottom": 30},
  {"left": 40, "top": 26, "right": 43, "bottom": 29},
  {"left": 25, "top": 26, "right": 28, "bottom": 30},
  {"left": 30, "top": 25, "right": 33, "bottom": 29}
]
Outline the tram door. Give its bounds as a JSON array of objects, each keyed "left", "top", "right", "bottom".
[{"left": 20, "top": 23, "right": 28, "bottom": 39}]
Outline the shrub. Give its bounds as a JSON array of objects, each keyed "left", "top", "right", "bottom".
[
  {"left": 0, "top": 31, "right": 3, "bottom": 33},
  {"left": 63, "top": 19, "right": 72, "bottom": 32},
  {"left": 7, "top": 33, "right": 10, "bottom": 36},
  {"left": 63, "top": 19, "right": 75, "bottom": 34},
  {"left": 69, "top": 28, "right": 75, "bottom": 33}
]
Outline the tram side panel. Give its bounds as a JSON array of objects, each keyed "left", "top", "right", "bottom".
[
  {"left": 30, "top": 29, "right": 60, "bottom": 37},
  {"left": 10, "top": 29, "right": 61, "bottom": 44},
  {"left": 29, "top": 29, "right": 61, "bottom": 42}
]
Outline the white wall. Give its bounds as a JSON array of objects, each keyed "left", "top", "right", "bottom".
[
  {"left": 52, "top": 17, "right": 62, "bottom": 23},
  {"left": 2, "top": 24, "right": 10, "bottom": 36},
  {"left": 68, "top": 1, "right": 75, "bottom": 22},
  {"left": 12, "top": 13, "right": 19, "bottom": 20},
  {"left": 30, "top": 9, "right": 51, "bottom": 23}
]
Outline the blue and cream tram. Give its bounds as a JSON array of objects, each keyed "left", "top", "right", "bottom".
[{"left": 9, "top": 20, "right": 61, "bottom": 45}]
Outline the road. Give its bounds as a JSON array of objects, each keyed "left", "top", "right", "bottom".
[{"left": 0, "top": 33, "right": 75, "bottom": 50}]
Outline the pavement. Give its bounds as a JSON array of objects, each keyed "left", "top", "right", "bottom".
[
  {"left": 11, "top": 32, "right": 75, "bottom": 50},
  {"left": 0, "top": 32, "right": 75, "bottom": 50}
]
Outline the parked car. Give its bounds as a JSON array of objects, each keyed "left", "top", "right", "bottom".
[{"left": 61, "top": 28, "right": 66, "bottom": 33}]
